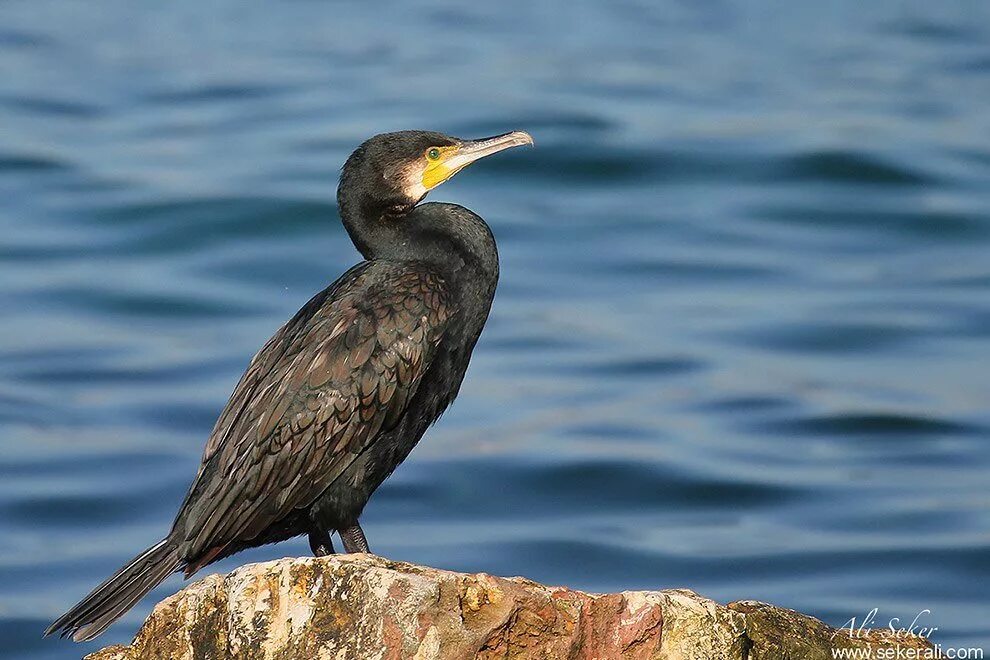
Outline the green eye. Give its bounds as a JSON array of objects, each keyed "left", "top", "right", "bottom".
[{"left": 427, "top": 148, "right": 441, "bottom": 161}]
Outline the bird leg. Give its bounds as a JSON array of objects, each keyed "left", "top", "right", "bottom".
[
  {"left": 339, "top": 523, "right": 370, "bottom": 554},
  {"left": 308, "top": 528, "right": 335, "bottom": 557}
]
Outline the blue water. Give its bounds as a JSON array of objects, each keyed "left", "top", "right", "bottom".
[{"left": 2, "top": 2, "right": 989, "bottom": 657}]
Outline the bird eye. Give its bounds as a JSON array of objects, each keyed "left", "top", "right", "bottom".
[{"left": 427, "top": 148, "right": 441, "bottom": 161}]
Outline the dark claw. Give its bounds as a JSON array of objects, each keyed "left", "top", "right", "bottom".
[{"left": 308, "top": 528, "right": 335, "bottom": 556}]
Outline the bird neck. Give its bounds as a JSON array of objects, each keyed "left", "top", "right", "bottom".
[
  {"left": 337, "top": 187, "right": 499, "bottom": 296},
  {"left": 336, "top": 179, "right": 413, "bottom": 260}
]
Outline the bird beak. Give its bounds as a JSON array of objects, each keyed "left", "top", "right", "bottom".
[
  {"left": 422, "top": 131, "right": 534, "bottom": 190},
  {"left": 450, "top": 131, "right": 535, "bottom": 169}
]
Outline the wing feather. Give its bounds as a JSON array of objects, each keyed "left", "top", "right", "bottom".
[{"left": 173, "top": 262, "right": 450, "bottom": 561}]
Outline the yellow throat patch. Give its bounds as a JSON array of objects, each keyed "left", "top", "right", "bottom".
[{"left": 421, "top": 146, "right": 461, "bottom": 190}]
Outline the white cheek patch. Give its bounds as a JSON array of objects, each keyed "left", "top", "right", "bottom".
[
  {"left": 405, "top": 179, "right": 427, "bottom": 200},
  {"left": 392, "top": 161, "right": 427, "bottom": 201}
]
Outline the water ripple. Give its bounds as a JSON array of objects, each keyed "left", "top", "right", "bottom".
[
  {"left": 756, "top": 411, "right": 980, "bottom": 439},
  {"left": 775, "top": 150, "right": 932, "bottom": 186}
]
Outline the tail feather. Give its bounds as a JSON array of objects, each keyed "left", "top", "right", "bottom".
[{"left": 45, "top": 538, "right": 183, "bottom": 642}]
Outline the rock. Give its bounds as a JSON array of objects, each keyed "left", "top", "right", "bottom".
[{"left": 86, "top": 555, "right": 934, "bottom": 660}]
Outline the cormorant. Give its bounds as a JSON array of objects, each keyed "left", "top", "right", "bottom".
[{"left": 46, "top": 129, "right": 533, "bottom": 642}]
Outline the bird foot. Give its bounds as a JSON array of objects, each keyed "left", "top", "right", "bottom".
[
  {"left": 308, "top": 529, "right": 335, "bottom": 556},
  {"left": 339, "top": 523, "right": 370, "bottom": 554}
]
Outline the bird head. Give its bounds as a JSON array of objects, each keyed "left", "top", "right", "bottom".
[{"left": 339, "top": 130, "right": 534, "bottom": 216}]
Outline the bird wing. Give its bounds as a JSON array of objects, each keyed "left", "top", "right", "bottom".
[{"left": 172, "top": 261, "right": 451, "bottom": 562}]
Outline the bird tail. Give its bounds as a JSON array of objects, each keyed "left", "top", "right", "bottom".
[{"left": 45, "top": 538, "right": 183, "bottom": 642}]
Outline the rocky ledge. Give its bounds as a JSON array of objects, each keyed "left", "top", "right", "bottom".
[{"left": 88, "top": 554, "right": 933, "bottom": 660}]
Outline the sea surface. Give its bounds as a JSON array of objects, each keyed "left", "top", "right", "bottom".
[{"left": 2, "top": 2, "right": 989, "bottom": 657}]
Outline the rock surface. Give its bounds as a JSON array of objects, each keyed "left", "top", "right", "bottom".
[{"left": 87, "top": 555, "right": 933, "bottom": 660}]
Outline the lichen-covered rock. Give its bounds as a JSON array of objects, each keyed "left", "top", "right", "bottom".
[
  {"left": 85, "top": 555, "right": 933, "bottom": 660},
  {"left": 728, "top": 600, "right": 933, "bottom": 660}
]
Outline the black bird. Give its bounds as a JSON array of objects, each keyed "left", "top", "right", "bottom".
[{"left": 47, "top": 129, "right": 533, "bottom": 642}]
